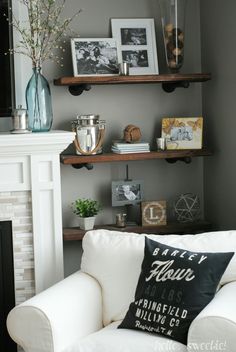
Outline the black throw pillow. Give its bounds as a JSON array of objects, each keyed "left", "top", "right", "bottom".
[{"left": 118, "top": 237, "right": 234, "bottom": 345}]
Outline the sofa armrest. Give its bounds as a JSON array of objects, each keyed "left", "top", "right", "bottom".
[
  {"left": 187, "top": 281, "right": 236, "bottom": 352},
  {"left": 7, "top": 271, "right": 103, "bottom": 352}
]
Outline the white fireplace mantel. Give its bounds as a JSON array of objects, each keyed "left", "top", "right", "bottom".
[{"left": 0, "top": 130, "right": 75, "bottom": 294}]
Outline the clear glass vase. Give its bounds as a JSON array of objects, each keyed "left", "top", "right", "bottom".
[
  {"left": 159, "top": 0, "right": 187, "bottom": 73},
  {"left": 26, "top": 67, "right": 53, "bottom": 132}
]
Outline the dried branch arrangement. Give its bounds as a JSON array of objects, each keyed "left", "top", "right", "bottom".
[{"left": 6, "top": 0, "right": 81, "bottom": 67}]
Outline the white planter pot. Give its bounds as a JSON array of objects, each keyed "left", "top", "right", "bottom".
[{"left": 78, "top": 216, "right": 96, "bottom": 230}]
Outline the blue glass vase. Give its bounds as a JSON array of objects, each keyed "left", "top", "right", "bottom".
[{"left": 26, "top": 67, "right": 53, "bottom": 132}]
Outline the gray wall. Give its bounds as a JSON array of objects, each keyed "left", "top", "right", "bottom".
[
  {"left": 0, "top": 0, "right": 203, "bottom": 276},
  {"left": 57, "top": 0, "right": 203, "bottom": 276},
  {"left": 200, "top": 1, "right": 236, "bottom": 229}
]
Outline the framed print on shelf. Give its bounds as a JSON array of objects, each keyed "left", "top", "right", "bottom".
[
  {"left": 161, "top": 117, "right": 203, "bottom": 150},
  {"left": 71, "top": 38, "right": 119, "bottom": 76},
  {"left": 142, "top": 201, "right": 167, "bottom": 226},
  {"left": 111, "top": 18, "right": 159, "bottom": 75},
  {"left": 111, "top": 180, "right": 144, "bottom": 206}
]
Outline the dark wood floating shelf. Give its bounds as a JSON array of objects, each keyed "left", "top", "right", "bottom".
[
  {"left": 60, "top": 149, "right": 212, "bottom": 169},
  {"left": 63, "top": 221, "right": 212, "bottom": 241},
  {"left": 54, "top": 73, "right": 211, "bottom": 95}
]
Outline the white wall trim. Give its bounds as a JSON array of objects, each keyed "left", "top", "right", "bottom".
[
  {"left": 0, "top": 130, "right": 75, "bottom": 293},
  {"left": 12, "top": 0, "right": 31, "bottom": 108}
]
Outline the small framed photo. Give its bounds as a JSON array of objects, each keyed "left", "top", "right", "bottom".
[
  {"left": 112, "top": 180, "right": 144, "bottom": 206},
  {"left": 111, "top": 18, "right": 159, "bottom": 75},
  {"left": 71, "top": 38, "right": 119, "bottom": 76},
  {"left": 161, "top": 117, "right": 203, "bottom": 150},
  {"left": 142, "top": 201, "right": 167, "bottom": 226}
]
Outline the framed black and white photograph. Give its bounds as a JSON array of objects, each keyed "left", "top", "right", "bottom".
[
  {"left": 71, "top": 38, "right": 119, "bottom": 76},
  {"left": 111, "top": 18, "right": 159, "bottom": 75},
  {"left": 112, "top": 180, "right": 144, "bottom": 206}
]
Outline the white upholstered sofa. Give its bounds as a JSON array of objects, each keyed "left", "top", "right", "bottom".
[{"left": 7, "top": 229, "right": 236, "bottom": 352}]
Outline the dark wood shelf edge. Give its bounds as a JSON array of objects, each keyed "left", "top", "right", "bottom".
[
  {"left": 60, "top": 149, "right": 213, "bottom": 166},
  {"left": 54, "top": 73, "right": 211, "bottom": 86},
  {"left": 63, "top": 221, "right": 212, "bottom": 241}
]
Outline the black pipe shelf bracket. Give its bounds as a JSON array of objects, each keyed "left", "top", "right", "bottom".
[
  {"left": 162, "top": 81, "right": 190, "bottom": 93},
  {"left": 68, "top": 84, "right": 91, "bottom": 96},
  {"left": 72, "top": 163, "right": 94, "bottom": 170},
  {"left": 165, "top": 156, "right": 192, "bottom": 164},
  {"left": 68, "top": 81, "right": 190, "bottom": 95},
  {"left": 70, "top": 157, "right": 192, "bottom": 170}
]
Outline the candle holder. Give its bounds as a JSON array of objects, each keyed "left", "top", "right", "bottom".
[{"left": 159, "top": 0, "right": 187, "bottom": 73}]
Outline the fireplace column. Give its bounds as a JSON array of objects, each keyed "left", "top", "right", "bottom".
[{"left": 0, "top": 131, "right": 75, "bottom": 294}]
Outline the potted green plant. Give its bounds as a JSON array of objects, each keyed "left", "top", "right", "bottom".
[{"left": 72, "top": 198, "right": 101, "bottom": 230}]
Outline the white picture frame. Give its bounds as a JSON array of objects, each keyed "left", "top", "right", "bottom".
[
  {"left": 111, "top": 18, "right": 159, "bottom": 75},
  {"left": 71, "top": 38, "right": 119, "bottom": 76}
]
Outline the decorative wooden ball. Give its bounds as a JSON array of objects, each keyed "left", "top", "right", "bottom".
[
  {"left": 167, "top": 41, "right": 175, "bottom": 52},
  {"left": 168, "top": 60, "right": 177, "bottom": 69},
  {"left": 172, "top": 27, "right": 182, "bottom": 36},
  {"left": 173, "top": 47, "right": 182, "bottom": 56},
  {"left": 164, "top": 24, "right": 184, "bottom": 71},
  {"left": 176, "top": 55, "right": 184, "bottom": 65},
  {"left": 176, "top": 40, "right": 184, "bottom": 49},
  {"left": 165, "top": 23, "right": 174, "bottom": 33},
  {"left": 124, "top": 125, "right": 142, "bottom": 143},
  {"left": 178, "top": 33, "right": 184, "bottom": 42}
]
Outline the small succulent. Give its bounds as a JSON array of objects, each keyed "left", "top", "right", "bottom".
[{"left": 72, "top": 198, "right": 101, "bottom": 218}]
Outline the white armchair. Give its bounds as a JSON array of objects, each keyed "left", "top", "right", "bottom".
[
  {"left": 7, "top": 272, "right": 103, "bottom": 352},
  {"left": 7, "top": 229, "right": 236, "bottom": 352},
  {"left": 188, "top": 281, "right": 236, "bottom": 351}
]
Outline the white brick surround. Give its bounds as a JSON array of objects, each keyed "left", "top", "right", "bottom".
[{"left": 0, "top": 191, "right": 33, "bottom": 304}]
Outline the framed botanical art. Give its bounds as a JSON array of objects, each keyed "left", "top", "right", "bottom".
[
  {"left": 71, "top": 38, "right": 119, "bottom": 76},
  {"left": 161, "top": 117, "right": 203, "bottom": 150},
  {"left": 111, "top": 18, "right": 159, "bottom": 75},
  {"left": 111, "top": 180, "right": 144, "bottom": 206}
]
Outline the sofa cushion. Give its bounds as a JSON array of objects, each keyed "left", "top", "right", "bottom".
[
  {"left": 118, "top": 237, "right": 234, "bottom": 345},
  {"left": 78, "top": 320, "right": 187, "bottom": 352},
  {"left": 81, "top": 229, "right": 236, "bottom": 326}
]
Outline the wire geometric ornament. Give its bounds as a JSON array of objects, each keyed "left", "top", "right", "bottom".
[{"left": 173, "top": 193, "right": 201, "bottom": 223}]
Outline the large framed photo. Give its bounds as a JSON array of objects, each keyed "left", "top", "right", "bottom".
[
  {"left": 71, "top": 38, "right": 119, "bottom": 76},
  {"left": 112, "top": 180, "right": 144, "bottom": 206},
  {"left": 161, "top": 117, "right": 203, "bottom": 150},
  {"left": 111, "top": 18, "right": 159, "bottom": 75}
]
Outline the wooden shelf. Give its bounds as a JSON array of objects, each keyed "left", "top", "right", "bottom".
[
  {"left": 54, "top": 73, "right": 211, "bottom": 86},
  {"left": 63, "top": 221, "right": 212, "bottom": 241},
  {"left": 54, "top": 73, "right": 211, "bottom": 95},
  {"left": 60, "top": 149, "right": 212, "bottom": 168}
]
